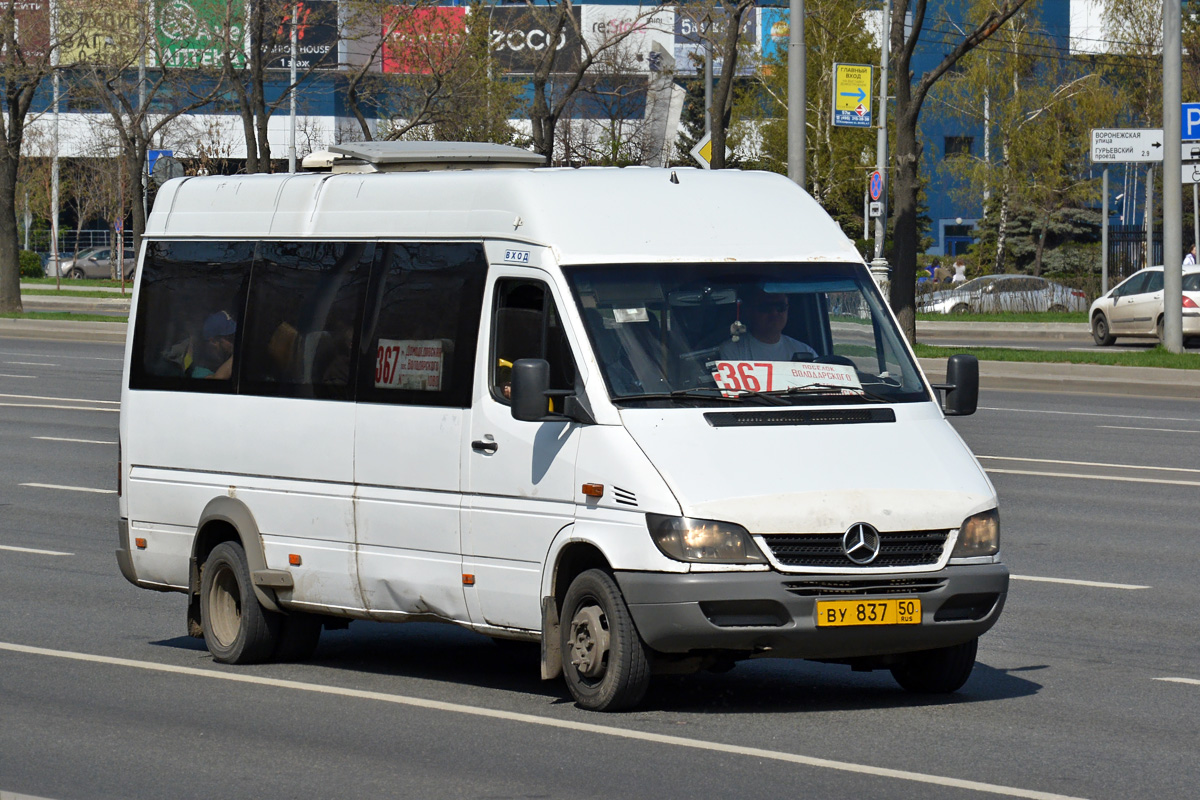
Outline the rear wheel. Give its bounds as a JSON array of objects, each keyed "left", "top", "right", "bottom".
[
  {"left": 560, "top": 569, "right": 651, "bottom": 711},
  {"left": 1048, "top": 303, "right": 1067, "bottom": 313},
  {"left": 199, "top": 541, "right": 281, "bottom": 664},
  {"left": 1156, "top": 316, "right": 1165, "bottom": 343},
  {"left": 1092, "top": 313, "right": 1115, "bottom": 346},
  {"left": 950, "top": 303, "right": 970, "bottom": 314},
  {"left": 890, "top": 637, "right": 978, "bottom": 693}
]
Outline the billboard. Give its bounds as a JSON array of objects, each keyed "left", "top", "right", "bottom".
[
  {"left": 581, "top": 5, "right": 673, "bottom": 75},
  {"left": 674, "top": 7, "right": 756, "bottom": 77},
  {"left": 760, "top": 7, "right": 788, "bottom": 62},
  {"left": 489, "top": 5, "right": 581, "bottom": 74},
  {"left": 59, "top": 0, "right": 142, "bottom": 65},
  {"left": 0, "top": 1, "right": 50, "bottom": 64},
  {"left": 381, "top": 6, "right": 467, "bottom": 75},
  {"left": 261, "top": 0, "right": 338, "bottom": 71},
  {"left": 157, "top": 0, "right": 246, "bottom": 69}
]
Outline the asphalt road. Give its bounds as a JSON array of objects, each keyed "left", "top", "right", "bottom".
[{"left": 2, "top": 336, "right": 1199, "bottom": 800}]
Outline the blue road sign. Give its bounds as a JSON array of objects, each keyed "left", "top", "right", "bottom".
[
  {"left": 148, "top": 149, "right": 172, "bottom": 175},
  {"left": 868, "top": 171, "right": 884, "bottom": 202}
]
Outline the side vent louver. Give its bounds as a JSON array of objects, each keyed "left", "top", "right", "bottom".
[{"left": 613, "top": 487, "right": 638, "bottom": 507}]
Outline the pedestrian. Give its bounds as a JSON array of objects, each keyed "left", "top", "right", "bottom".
[
  {"left": 1185, "top": 244, "right": 1196, "bottom": 266},
  {"left": 952, "top": 257, "right": 967, "bottom": 283}
]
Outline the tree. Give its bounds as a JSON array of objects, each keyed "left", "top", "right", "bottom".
[{"left": 888, "top": 0, "right": 1034, "bottom": 341}]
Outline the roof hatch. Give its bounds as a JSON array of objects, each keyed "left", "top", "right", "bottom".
[{"left": 304, "top": 141, "right": 546, "bottom": 173}]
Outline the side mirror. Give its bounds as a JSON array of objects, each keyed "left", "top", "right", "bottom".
[
  {"left": 510, "top": 359, "right": 552, "bottom": 421},
  {"left": 934, "top": 354, "right": 979, "bottom": 417}
]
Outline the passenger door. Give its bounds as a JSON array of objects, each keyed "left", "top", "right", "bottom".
[
  {"left": 463, "top": 272, "right": 582, "bottom": 631},
  {"left": 1109, "top": 272, "right": 1152, "bottom": 333},
  {"left": 1123, "top": 270, "right": 1164, "bottom": 335},
  {"left": 353, "top": 242, "right": 488, "bottom": 623}
]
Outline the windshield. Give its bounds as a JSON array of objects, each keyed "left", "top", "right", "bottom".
[{"left": 564, "top": 262, "right": 930, "bottom": 407}]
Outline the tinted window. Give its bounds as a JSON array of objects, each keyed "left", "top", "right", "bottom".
[
  {"left": 1143, "top": 271, "right": 1164, "bottom": 293},
  {"left": 1184, "top": 273, "right": 1200, "bottom": 292},
  {"left": 240, "top": 241, "right": 373, "bottom": 400},
  {"left": 130, "top": 240, "right": 254, "bottom": 392},
  {"left": 1116, "top": 272, "right": 1150, "bottom": 297},
  {"left": 490, "top": 280, "right": 577, "bottom": 403},
  {"left": 357, "top": 242, "right": 487, "bottom": 408}
]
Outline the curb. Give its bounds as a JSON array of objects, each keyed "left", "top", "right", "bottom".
[
  {"left": 917, "top": 320, "right": 1088, "bottom": 342},
  {"left": 0, "top": 318, "right": 128, "bottom": 344},
  {"left": 919, "top": 357, "right": 1200, "bottom": 400}
]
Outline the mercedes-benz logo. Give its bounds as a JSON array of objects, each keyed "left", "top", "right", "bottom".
[{"left": 842, "top": 523, "right": 881, "bottom": 565}]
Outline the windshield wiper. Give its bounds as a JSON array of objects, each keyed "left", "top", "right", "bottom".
[
  {"left": 772, "top": 383, "right": 890, "bottom": 403},
  {"left": 615, "top": 388, "right": 789, "bottom": 406}
]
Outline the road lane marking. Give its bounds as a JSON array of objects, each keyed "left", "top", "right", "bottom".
[
  {"left": 0, "top": 545, "right": 73, "bottom": 556},
  {"left": 0, "top": 403, "right": 118, "bottom": 413},
  {"left": 0, "top": 641, "right": 1087, "bottom": 800},
  {"left": 1011, "top": 575, "right": 1148, "bottom": 590},
  {"left": 984, "top": 468, "right": 1200, "bottom": 488},
  {"left": 1096, "top": 425, "right": 1200, "bottom": 434},
  {"left": 3, "top": 362, "right": 55, "bottom": 367},
  {"left": 980, "top": 406, "right": 1197, "bottom": 423},
  {"left": 19, "top": 483, "right": 116, "bottom": 494},
  {"left": 0, "top": 351, "right": 121, "bottom": 362},
  {"left": 0, "top": 374, "right": 35, "bottom": 379},
  {"left": 1155, "top": 677, "right": 1200, "bottom": 686},
  {"left": 0, "top": 393, "right": 118, "bottom": 405},
  {"left": 33, "top": 436, "right": 116, "bottom": 445},
  {"left": 0, "top": 790, "right": 61, "bottom": 800},
  {"left": 978, "top": 455, "right": 1200, "bottom": 475}
]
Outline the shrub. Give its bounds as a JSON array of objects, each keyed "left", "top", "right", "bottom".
[{"left": 19, "top": 250, "right": 42, "bottom": 279}]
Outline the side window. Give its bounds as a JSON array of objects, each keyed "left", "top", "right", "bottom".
[
  {"left": 357, "top": 242, "right": 487, "bottom": 408},
  {"left": 1143, "top": 271, "right": 1164, "bottom": 293},
  {"left": 130, "top": 240, "right": 253, "bottom": 392},
  {"left": 240, "top": 241, "right": 373, "bottom": 400},
  {"left": 1115, "top": 272, "right": 1149, "bottom": 298},
  {"left": 491, "top": 279, "right": 576, "bottom": 403}
]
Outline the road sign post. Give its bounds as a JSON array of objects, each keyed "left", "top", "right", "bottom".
[{"left": 832, "top": 63, "right": 872, "bottom": 129}]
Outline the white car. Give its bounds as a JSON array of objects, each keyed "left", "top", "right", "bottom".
[
  {"left": 1089, "top": 266, "right": 1200, "bottom": 345},
  {"left": 918, "top": 274, "right": 1088, "bottom": 314}
]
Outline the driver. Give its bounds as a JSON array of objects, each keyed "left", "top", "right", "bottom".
[{"left": 719, "top": 288, "right": 817, "bottom": 362}]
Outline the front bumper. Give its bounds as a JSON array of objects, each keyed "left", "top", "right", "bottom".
[{"left": 616, "top": 563, "right": 1008, "bottom": 659}]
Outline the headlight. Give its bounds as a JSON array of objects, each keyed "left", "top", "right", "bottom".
[
  {"left": 952, "top": 509, "right": 999, "bottom": 557},
  {"left": 646, "top": 514, "right": 766, "bottom": 564}
]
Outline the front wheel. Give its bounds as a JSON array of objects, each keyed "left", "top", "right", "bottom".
[
  {"left": 950, "top": 303, "right": 970, "bottom": 315},
  {"left": 890, "top": 637, "right": 978, "bottom": 693},
  {"left": 560, "top": 569, "right": 651, "bottom": 711},
  {"left": 199, "top": 541, "right": 281, "bottom": 664},
  {"left": 67, "top": 267, "right": 86, "bottom": 280},
  {"left": 1092, "top": 313, "right": 1115, "bottom": 346}
]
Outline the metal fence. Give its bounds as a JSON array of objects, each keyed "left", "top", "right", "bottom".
[
  {"left": 23, "top": 229, "right": 135, "bottom": 257},
  {"left": 1107, "top": 224, "right": 1161, "bottom": 285}
]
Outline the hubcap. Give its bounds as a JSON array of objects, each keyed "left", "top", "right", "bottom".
[
  {"left": 207, "top": 563, "right": 242, "bottom": 647},
  {"left": 568, "top": 604, "right": 610, "bottom": 679}
]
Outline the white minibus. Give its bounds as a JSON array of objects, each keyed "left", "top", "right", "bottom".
[{"left": 118, "top": 142, "right": 1006, "bottom": 711}]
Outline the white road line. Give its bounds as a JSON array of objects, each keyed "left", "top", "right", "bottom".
[
  {"left": 19, "top": 483, "right": 116, "bottom": 494},
  {"left": 1011, "top": 575, "right": 1149, "bottom": 591},
  {"left": 978, "top": 454, "right": 1200, "bottom": 475},
  {"left": 0, "top": 642, "right": 1085, "bottom": 800},
  {"left": 0, "top": 351, "right": 121, "bottom": 362},
  {"left": 0, "top": 393, "right": 119, "bottom": 405},
  {"left": 0, "top": 403, "right": 118, "bottom": 413},
  {"left": 984, "top": 468, "right": 1200, "bottom": 488},
  {"left": 0, "top": 374, "right": 35, "bottom": 379},
  {"left": 3, "top": 362, "right": 55, "bottom": 367},
  {"left": 0, "top": 790, "right": 61, "bottom": 800},
  {"left": 1154, "top": 677, "right": 1200, "bottom": 686},
  {"left": 0, "top": 545, "right": 73, "bottom": 556},
  {"left": 980, "top": 406, "right": 1198, "bottom": 423},
  {"left": 1096, "top": 425, "right": 1200, "bottom": 434},
  {"left": 33, "top": 436, "right": 116, "bottom": 445}
]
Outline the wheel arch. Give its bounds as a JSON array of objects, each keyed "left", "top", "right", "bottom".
[
  {"left": 191, "top": 496, "right": 281, "bottom": 613},
  {"left": 539, "top": 531, "right": 612, "bottom": 681}
]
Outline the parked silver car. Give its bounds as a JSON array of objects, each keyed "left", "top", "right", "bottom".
[
  {"left": 918, "top": 274, "right": 1088, "bottom": 314},
  {"left": 47, "top": 246, "right": 136, "bottom": 280}
]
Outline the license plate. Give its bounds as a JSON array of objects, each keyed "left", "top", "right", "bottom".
[{"left": 816, "top": 598, "right": 921, "bottom": 627}]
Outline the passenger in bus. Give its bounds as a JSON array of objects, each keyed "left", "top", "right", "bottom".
[
  {"left": 718, "top": 288, "right": 817, "bottom": 362},
  {"left": 164, "top": 310, "right": 237, "bottom": 380}
]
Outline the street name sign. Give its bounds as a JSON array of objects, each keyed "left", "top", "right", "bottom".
[
  {"left": 833, "top": 63, "right": 872, "bottom": 129},
  {"left": 1090, "top": 129, "right": 1163, "bottom": 163}
]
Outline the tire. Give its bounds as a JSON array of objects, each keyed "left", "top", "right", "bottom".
[
  {"left": 274, "top": 612, "right": 322, "bottom": 662},
  {"left": 1092, "top": 313, "right": 1115, "bottom": 346},
  {"left": 560, "top": 569, "right": 651, "bottom": 711},
  {"left": 1048, "top": 304, "right": 1067, "bottom": 313},
  {"left": 890, "top": 637, "right": 978, "bottom": 694},
  {"left": 199, "top": 541, "right": 281, "bottom": 664},
  {"left": 1156, "top": 317, "right": 1165, "bottom": 344},
  {"left": 950, "top": 303, "right": 970, "bottom": 315},
  {"left": 67, "top": 267, "right": 86, "bottom": 280}
]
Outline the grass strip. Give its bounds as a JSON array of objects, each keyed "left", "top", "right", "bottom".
[
  {"left": 0, "top": 312, "right": 127, "bottom": 323},
  {"left": 916, "top": 311, "right": 1087, "bottom": 324},
  {"left": 22, "top": 289, "right": 130, "bottom": 299},
  {"left": 22, "top": 277, "right": 131, "bottom": 289},
  {"left": 914, "top": 343, "right": 1200, "bottom": 370}
]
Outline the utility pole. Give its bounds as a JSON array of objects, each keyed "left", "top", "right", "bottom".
[
  {"left": 869, "top": 0, "right": 891, "bottom": 292},
  {"left": 1163, "top": 0, "right": 1183, "bottom": 352},
  {"left": 787, "top": 0, "right": 806, "bottom": 188},
  {"left": 289, "top": 3, "right": 299, "bottom": 174}
]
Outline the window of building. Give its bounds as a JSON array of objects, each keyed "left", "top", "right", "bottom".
[{"left": 944, "top": 136, "right": 974, "bottom": 158}]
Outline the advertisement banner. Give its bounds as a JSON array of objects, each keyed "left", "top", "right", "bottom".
[
  {"left": 489, "top": 5, "right": 581, "bottom": 74},
  {"left": 673, "top": 7, "right": 756, "bottom": 77},
  {"left": 157, "top": 0, "right": 246, "bottom": 69},
  {"left": 760, "top": 7, "right": 788, "bottom": 62},
  {"left": 261, "top": 0, "right": 338, "bottom": 71},
  {"left": 0, "top": 1, "right": 50, "bottom": 63},
  {"left": 580, "top": 5, "right": 673, "bottom": 75},
  {"left": 59, "top": 0, "right": 142, "bottom": 65},
  {"left": 381, "top": 6, "right": 467, "bottom": 75}
]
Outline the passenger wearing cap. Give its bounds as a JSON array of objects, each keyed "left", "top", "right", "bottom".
[
  {"left": 718, "top": 288, "right": 817, "bottom": 362},
  {"left": 191, "top": 310, "right": 237, "bottom": 379}
]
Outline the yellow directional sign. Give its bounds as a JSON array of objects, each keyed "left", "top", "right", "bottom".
[
  {"left": 690, "top": 134, "right": 713, "bottom": 169},
  {"left": 833, "top": 63, "right": 873, "bottom": 129}
]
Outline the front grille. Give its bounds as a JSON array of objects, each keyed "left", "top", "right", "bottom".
[
  {"left": 762, "top": 529, "right": 949, "bottom": 569},
  {"left": 783, "top": 577, "right": 946, "bottom": 597}
]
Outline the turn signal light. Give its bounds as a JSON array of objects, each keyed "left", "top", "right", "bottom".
[
  {"left": 582, "top": 483, "right": 604, "bottom": 498},
  {"left": 134, "top": 537, "right": 147, "bottom": 549},
  {"left": 462, "top": 573, "right": 476, "bottom": 586},
  {"left": 288, "top": 554, "right": 302, "bottom": 566}
]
